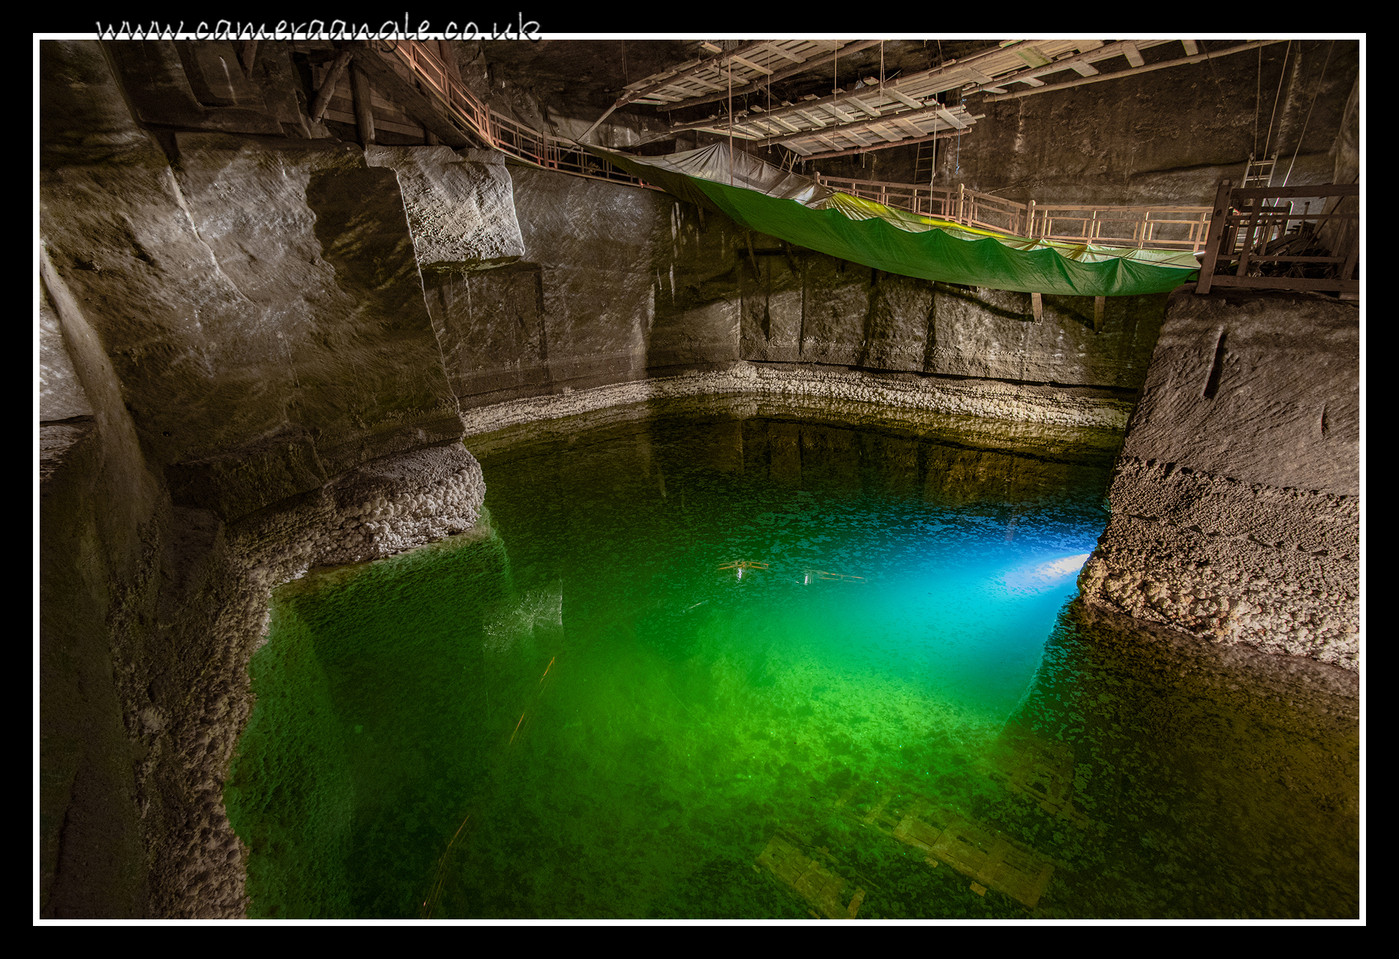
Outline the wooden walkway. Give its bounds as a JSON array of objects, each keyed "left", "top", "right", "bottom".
[
  {"left": 816, "top": 175, "right": 1213, "bottom": 253},
  {"left": 361, "top": 40, "right": 1213, "bottom": 254},
  {"left": 350, "top": 39, "right": 1356, "bottom": 297},
  {"left": 624, "top": 40, "right": 876, "bottom": 110},
  {"left": 663, "top": 40, "right": 1206, "bottom": 159}
]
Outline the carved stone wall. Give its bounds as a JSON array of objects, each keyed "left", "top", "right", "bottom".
[{"left": 1078, "top": 289, "right": 1360, "bottom": 670}]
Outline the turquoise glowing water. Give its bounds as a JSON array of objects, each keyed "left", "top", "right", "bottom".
[{"left": 226, "top": 406, "right": 1360, "bottom": 920}]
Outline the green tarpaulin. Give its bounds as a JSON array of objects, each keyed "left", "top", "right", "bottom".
[{"left": 594, "top": 143, "right": 1201, "bottom": 297}]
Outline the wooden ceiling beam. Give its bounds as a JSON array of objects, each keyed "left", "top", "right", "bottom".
[
  {"left": 755, "top": 98, "right": 979, "bottom": 148},
  {"left": 655, "top": 39, "right": 884, "bottom": 111},
  {"left": 981, "top": 39, "right": 1286, "bottom": 102},
  {"left": 795, "top": 126, "right": 968, "bottom": 161}
]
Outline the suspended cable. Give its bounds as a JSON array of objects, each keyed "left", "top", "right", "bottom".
[
  {"left": 728, "top": 57, "right": 734, "bottom": 187},
  {"left": 763, "top": 69, "right": 772, "bottom": 158},
  {"left": 956, "top": 88, "right": 963, "bottom": 176},
  {"left": 1197, "top": 40, "right": 1231, "bottom": 123},
  {"left": 1282, "top": 40, "right": 1335, "bottom": 186},
  {"left": 1262, "top": 40, "right": 1291, "bottom": 161},
  {"left": 1259, "top": 45, "right": 1270, "bottom": 158},
  {"left": 935, "top": 41, "right": 944, "bottom": 188}
]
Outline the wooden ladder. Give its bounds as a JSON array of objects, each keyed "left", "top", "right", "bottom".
[
  {"left": 1243, "top": 155, "right": 1277, "bottom": 190},
  {"left": 915, "top": 139, "right": 937, "bottom": 186}
]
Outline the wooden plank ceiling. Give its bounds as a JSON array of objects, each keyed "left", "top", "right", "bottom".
[
  {"left": 633, "top": 40, "right": 1199, "bottom": 159},
  {"left": 623, "top": 39, "right": 870, "bottom": 107}
]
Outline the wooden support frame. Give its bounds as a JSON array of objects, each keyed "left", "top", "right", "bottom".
[
  {"left": 310, "top": 49, "right": 353, "bottom": 122},
  {"left": 1195, "top": 179, "right": 1234, "bottom": 294},
  {"left": 349, "top": 41, "right": 476, "bottom": 149},
  {"left": 982, "top": 39, "right": 1286, "bottom": 102},
  {"left": 1196, "top": 180, "right": 1359, "bottom": 297},
  {"left": 350, "top": 62, "right": 375, "bottom": 146}
]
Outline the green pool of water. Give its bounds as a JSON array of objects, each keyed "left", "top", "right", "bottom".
[{"left": 226, "top": 404, "right": 1359, "bottom": 920}]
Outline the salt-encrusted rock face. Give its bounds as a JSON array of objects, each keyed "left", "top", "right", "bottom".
[
  {"left": 458, "top": 364, "right": 1135, "bottom": 438},
  {"left": 318, "top": 445, "right": 486, "bottom": 567},
  {"left": 366, "top": 145, "right": 525, "bottom": 267},
  {"left": 41, "top": 126, "right": 466, "bottom": 522},
  {"left": 1079, "top": 289, "right": 1360, "bottom": 670},
  {"left": 1078, "top": 464, "right": 1359, "bottom": 668},
  {"left": 152, "top": 442, "right": 487, "bottom": 918}
]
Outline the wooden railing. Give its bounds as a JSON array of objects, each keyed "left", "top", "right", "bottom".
[
  {"left": 380, "top": 38, "right": 1362, "bottom": 290},
  {"left": 380, "top": 38, "right": 495, "bottom": 146},
  {"left": 817, "top": 175, "right": 1213, "bottom": 253},
  {"left": 378, "top": 39, "right": 659, "bottom": 189},
  {"left": 1195, "top": 181, "right": 1359, "bottom": 296},
  {"left": 1028, "top": 203, "right": 1213, "bottom": 252},
  {"left": 379, "top": 40, "right": 1219, "bottom": 250},
  {"left": 812, "top": 176, "right": 951, "bottom": 219}
]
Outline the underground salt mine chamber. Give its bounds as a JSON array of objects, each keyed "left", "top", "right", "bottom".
[{"left": 38, "top": 37, "right": 1359, "bottom": 921}]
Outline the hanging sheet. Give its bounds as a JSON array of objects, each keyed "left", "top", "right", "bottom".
[{"left": 592, "top": 143, "right": 1201, "bottom": 297}]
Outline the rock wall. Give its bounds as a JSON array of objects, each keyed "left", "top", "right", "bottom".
[
  {"left": 42, "top": 243, "right": 486, "bottom": 919},
  {"left": 38, "top": 41, "right": 486, "bottom": 919},
  {"left": 420, "top": 161, "right": 1168, "bottom": 410},
  {"left": 927, "top": 40, "right": 1359, "bottom": 208},
  {"left": 741, "top": 252, "right": 1166, "bottom": 387},
  {"left": 1078, "top": 289, "right": 1360, "bottom": 670}
]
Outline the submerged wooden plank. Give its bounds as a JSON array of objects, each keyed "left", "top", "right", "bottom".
[
  {"left": 926, "top": 816, "right": 1056, "bottom": 909},
  {"left": 892, "top": 811, "right": 943, "bottom": 852},
  {"left": 985, "top": 723, "right": 1095, "bottom": 828},
  {"left": 856, "top": 789, "right": 1057, "bottom": 910},
  {"left": 757, "top": 834, "right": 865, "bottom": 919}
]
